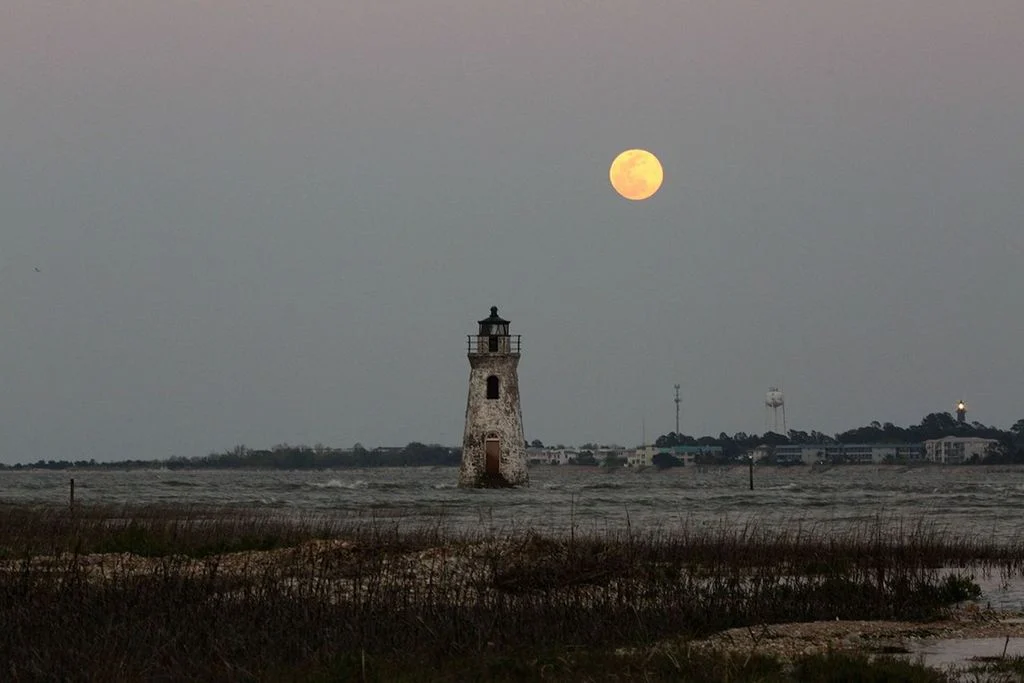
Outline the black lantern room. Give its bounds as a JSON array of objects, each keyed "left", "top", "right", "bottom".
[
  {"left": 468, "top": 306, "right": 520, "bottom": 355},
  {"left": 478, "top": 306, "right": 510, "bottom": 337}
]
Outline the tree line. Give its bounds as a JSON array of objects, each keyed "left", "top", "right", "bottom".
[
  {"left": 652, "top": 412, "right": 1024, "bottom": 464},
  {"left": 3, "top": 412, "right": 1023, "bottom": 470},
  {"left": 0, "top": 443, "right": 459, "bottom": 471}
]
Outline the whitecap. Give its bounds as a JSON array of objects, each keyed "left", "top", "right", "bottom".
[{"left": 309, "top": 478, "right": 368, "bottom": 490}]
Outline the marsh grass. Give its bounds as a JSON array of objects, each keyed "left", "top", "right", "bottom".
[
  {"left": 1, "top": 504, "right": 1020, "bottom": 681},
  {"left": 967, "top": 654, "right": 1024, "bottom": 682},
  {"left": 791, "top": 652, "right": 950, "bottom": 683}
]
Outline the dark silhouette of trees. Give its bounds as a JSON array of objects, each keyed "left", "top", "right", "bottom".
[
  {"left": 0, "top": 443, "right": 460, "bottom": 471},
  {"left": 3, "top": 414, "right": 1024, "bottom": 470},
  {"left": 643, "top": 413, "right": 1024, "bottom": 466},
  {"left": 572, "top": 451, "right": 598, "bottom": 466},
  {"left": 651, "top": 452, "right": 682, "bottom": 469}
]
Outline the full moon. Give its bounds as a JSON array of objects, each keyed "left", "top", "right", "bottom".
[{"left": 609, "top": 149, "right": 663, "bottom": 201}]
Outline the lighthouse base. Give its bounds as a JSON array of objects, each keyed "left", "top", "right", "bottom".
[
  {"left": 475, "top": 471, "right": 517, "bottom": 489},
  {"left": 458, "top": 434, "right": 529, "bottom": 488}
]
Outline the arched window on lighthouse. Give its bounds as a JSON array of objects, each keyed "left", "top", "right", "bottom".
[{"left": 486, "top": 375, "right": 500, "bottom": 400}]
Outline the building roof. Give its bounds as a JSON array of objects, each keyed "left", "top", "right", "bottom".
[
  {"left": 659, "top": 445, "right": 723, "bottom": 453},
  {"left": 924, "top": 436, "right": 999, "bottom": 443},
  {"left": 779, "top": 443, "right": 922, "bottom": 449}
]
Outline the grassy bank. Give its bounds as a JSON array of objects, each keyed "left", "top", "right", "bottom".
[{"left": 1, "top": 504, "right": 1021, "bottom": 681}]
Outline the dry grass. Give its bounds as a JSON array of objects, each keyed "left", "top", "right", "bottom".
[{"left": 1, "top": 504, "right": 1021, "bottom": 681}]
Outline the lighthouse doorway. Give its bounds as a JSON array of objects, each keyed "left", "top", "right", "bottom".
[{"left": 485, "top": 438, "right": 500, "bottom": 475}]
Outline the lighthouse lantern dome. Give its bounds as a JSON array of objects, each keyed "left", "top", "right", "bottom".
[{"left": 478, "top": 306, "right": 510, "bottom": 337}]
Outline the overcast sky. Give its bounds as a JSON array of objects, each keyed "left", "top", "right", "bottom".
[{"left": 2, "top": 1, "right": 1022, "bottom": 462}]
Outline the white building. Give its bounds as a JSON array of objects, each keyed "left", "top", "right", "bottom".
[
  {"left": 526, "top": 447, "right": 575, "bottom": 466},
  {"left": 624, "top": 444, "right": 721, "bottom": 467},
  {"left": 774, "top": 445, "right": 828, "bottom": 465},
  {"left": 923, "top": 436, "right": 1000, "bottom": 464},
  {"left": 864, "top": 444, "right": 926, "bottom": 464},
  {"left": 626, "top": 445, "right": 657, "bottom": 468},
  {"left": 775, "top": 443, "right": 924, "bottom": 465}
]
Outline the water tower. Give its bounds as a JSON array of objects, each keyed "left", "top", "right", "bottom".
[
  {"left": 765, "top": 387, "right": 787, "bottom": 434},
  {"left": 459, "top": 306, "right": 528, "bottom": 488}
]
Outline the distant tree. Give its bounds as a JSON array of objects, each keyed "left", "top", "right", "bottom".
[
  {"left": 760, "top": 431, "right": 790, "bottom": 447},
  {"left": 882, "top": 422, "right": 903, "bottom": 440},
  {"left": 530, "top": 439, "right": 544, "bottom": 448},
  {"left": 573, "top": 451, "right": 598, "bottom": 466},
  {"left": 651, "top": 452, "right": 681, "bottom": 469},
  {"left": 602, "top": 452, "right": 627, "bottom": 468},
  {"left": 985, "top": 443, "right": 1006, "bottom": 461},
  {"left": 788, "top": 429, "right": 810, "bottom": 443},
  {"left": 655, "top": 433, "right": 675, "bottom": 448},
  {"left": 809, "top": 431, "right": 834, "bottom": 444},
  {"left": 919, "top": 412, "right": 958, "bottom": 438}
]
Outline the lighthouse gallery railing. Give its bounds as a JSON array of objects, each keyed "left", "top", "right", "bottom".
[{"left": 466, "top": 335, "right": 521, "bottom": 354}]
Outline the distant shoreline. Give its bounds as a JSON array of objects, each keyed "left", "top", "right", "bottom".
[{"left": 3, "top": 460, "right": 1024, "bottom": 472}]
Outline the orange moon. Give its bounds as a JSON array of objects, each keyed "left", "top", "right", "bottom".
[{"left": 609, "top": 149, "right": 663, "bottom": 200}]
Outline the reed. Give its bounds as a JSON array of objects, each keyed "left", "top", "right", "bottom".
[
  {"left": 967, "top": 654, "right": 1024, "bottom": 682},
  {"left": 1, "top": 503, "right": 1019, "bottom": 681}
]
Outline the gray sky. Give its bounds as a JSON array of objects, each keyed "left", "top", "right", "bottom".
[{"left": 2, "top": 1, "right": 1022, "bottom": 463}]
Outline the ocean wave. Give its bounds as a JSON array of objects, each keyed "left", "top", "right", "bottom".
[
  {"left": 309, "top": 479, "right": 369, "bottom": 490},
  {"left": 764, "top": 482, "right": 801, "bottom": 491},
  {"left": 368, "top": 482, "right": 416, "bottom": 491}
]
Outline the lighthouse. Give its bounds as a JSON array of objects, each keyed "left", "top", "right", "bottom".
[{"left": 459, "top": 306, "right": 528, "bottom": 488}]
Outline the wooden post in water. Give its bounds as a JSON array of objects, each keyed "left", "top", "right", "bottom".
[
  {"left": 748, "top": 456, "right": 754, "bottom": 491},
  {"left": 69, "top": 478, "right": 75, "bottom": 508}
]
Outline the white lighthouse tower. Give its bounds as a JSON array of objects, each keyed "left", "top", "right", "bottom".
[{"left": 459, "top": 306, "right": 528, "bottom": 488}]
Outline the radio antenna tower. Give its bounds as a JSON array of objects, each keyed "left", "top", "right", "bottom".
[
  {"left": 765, "top": 387, "right": 786, "bottom": 434},
  {"left": 674, "top": 384, "right": 681, "bottom": 435}
]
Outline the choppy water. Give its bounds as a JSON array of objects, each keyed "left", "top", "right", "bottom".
[
  {"left": 5, "top": 464, "right": 1024, "bottom": 613},
  {"left": 3, "top": 465, "right": 1024, "bottom": 542}
]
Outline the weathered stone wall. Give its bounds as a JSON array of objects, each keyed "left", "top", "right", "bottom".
[{"left": 459, "top": 353, "right": 528, "bottom": 488}]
